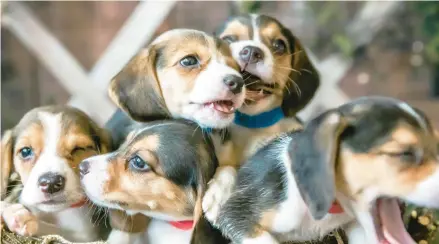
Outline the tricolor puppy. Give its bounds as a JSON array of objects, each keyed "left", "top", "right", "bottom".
[
  {"left": 203, "top": 14, "right": 319, "bottom": 221},
  {"left": 108, "top": 28, "right": 246, "bottom": 129},
  {"left": 0, "top": 106, "right": 111, "bottom": 242},
  {"left": 214, "top": 96, "right": 439, "bottom": 244},
  {"left": 79, "top": 120, "right": 228, "bottom": 244}
]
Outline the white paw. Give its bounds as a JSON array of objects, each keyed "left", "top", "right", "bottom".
[
  {"left": 2, "top": 203, "right": 38, "bottom": 236},
  {"left": 202, "top": 166, "right": 237, "bottom": 223}
]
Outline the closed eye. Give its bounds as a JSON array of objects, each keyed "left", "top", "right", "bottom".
[{"left": 71, "top": 145, "right": 95, "bottom": 155}]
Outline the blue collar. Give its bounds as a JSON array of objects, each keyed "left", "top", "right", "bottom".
[{"left": 234, "top": 107, "right": 284, "bottom": 129}]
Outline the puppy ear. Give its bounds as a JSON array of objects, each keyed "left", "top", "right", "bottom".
[
  {"left": 288, "top": 110, "right": 348, "bottom": 220},
  {"left": 1, "top": 130, "right": 14, "bottom": 200},
  {"left": 190, "top": 142, "right": 229, "bottom": 244},
  {"left": 108, "top": 46, "right": 169, "bottom": 122},
  {"left": 282, "top": 39, "right": 320, "bottom": 117}
]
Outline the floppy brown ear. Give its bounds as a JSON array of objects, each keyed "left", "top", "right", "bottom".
[
  {"left": 282, "top": 39, "right": 320, "bottom": 117},
  {"left": 108, "top": 46, "right": 169, "bottom": 122},
  {"left": 190, "top": 141, "right": 229, "bottom": 244},
  {"left": 1, "top": 130, "right": 14, "bottom": 200},
  {"left": 288, "top": 110, "right": 348, "bottom": 220}
]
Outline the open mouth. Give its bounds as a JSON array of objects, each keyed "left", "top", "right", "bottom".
[
  {"left": 373, "top": 198, "right": 414, "bottom": 244},
  {"left": 203, "top": 100, "right": 235, "bottom": 114},
  {"left": 241, "top": 71, "right": 275, "bottom": 104}
]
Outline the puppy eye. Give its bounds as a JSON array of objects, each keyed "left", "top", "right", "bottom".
[
  {"left": 129, "top": 155, "right": 150, "bottom": 172},
  {"left": 180, "top": 55, "right": 199, "bottom": 68},
  {"left": 383, "top": 148, "right": 423, "bottom": 164},
  {"left": 272, "top": 39, "right": 286, "bottom": 54},
  {"left": 19, "top": 147, "right": 34, "bottom": 160},
  {"left": 222, "top": 35, "right": 237, "bottom": 43}
]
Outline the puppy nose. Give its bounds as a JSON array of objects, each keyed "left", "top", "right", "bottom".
[
  {"left": 79, "top": 160, "right": 90, "bottom": 176},
  {"left": 223, "top": 74, "right": 244, "bottom": 94},
  {"left": 38, "top": 173, "right": 65, "bottom": 194},
  {"left": 239, "top": 46, "right": 264, "bottom": 63}
]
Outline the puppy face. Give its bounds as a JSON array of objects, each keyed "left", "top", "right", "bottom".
[
  {"left": 109, "top": 29, "right": 245, "bottom": 129},
  {"left": 215, "top": 15, "right": 319, "bottom": 116},
  {"left": 80, "top": 120, "right": 217, "bottom": 222},
  {"left": 289, "top": 96, "right": 439, "bottom": 243},
  {"left": 0, "top": 106, "right": 111, "bottom": 212}
]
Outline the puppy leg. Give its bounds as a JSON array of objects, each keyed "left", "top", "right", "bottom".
[
  {"left": 202, "top": 166, "right": 237, "bottom": 223},
  {"left": 1, "top": 202, "right": 38, "bottom": 236}
]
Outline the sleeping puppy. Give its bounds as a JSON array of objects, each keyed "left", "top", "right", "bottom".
[
  {"left": 203, "top": 14, "right": 320, "bottom": 221},
  {"left": 79, "top": 120, "right": 228, "bottom": 244},
  {"left": 108, "top": 28, "right": 246, "bottom": 129},
  {"left": 0, "top": 106, "right": 111, "bottom": 242},
  {"left": 214, "top": 96, "right": 439, "bottom": 244}
]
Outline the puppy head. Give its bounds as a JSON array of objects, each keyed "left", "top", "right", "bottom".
[
  {"left": 289, "top": 96, "right": 439, "bottom": 243},
  {"left": 109, "top": 29, "right": 245, "bottom": 129},
  {"left": 215, "top": 14, "right": 319, "bottom": 116},
  {"left": 0, "top": 106, "right": 111, "bottom": 212},
  {"left": 80, "top": 120, "right": 217, "bottom": 225}
]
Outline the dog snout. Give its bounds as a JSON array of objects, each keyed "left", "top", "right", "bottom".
[
  {"left": 38, "top": 172, "right": 65, "bottom": 194},
  {"left": 79, "top": 160, "right": 90, "bottom": 177},
  {"left": 239, "top": 46, "right": 264, "bottom": 64},
  {"left": 223, "top": 74, "right": 244, "bottom": 94}
]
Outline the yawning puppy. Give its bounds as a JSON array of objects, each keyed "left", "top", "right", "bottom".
[
  {"left": 0, "top": 106, "right": 111, "bottom": 242},
  {"left": 80, "top": 120, "right": 228, "bottom": 244},
  {"left": 108, "top": 28, "right": 246, "bottom": 129},
  {"left": 214, "top": 96, "right": 439, "bottom": 244},
  {"left": 203, "top": 14, "right": 320, "bottom": 222}
]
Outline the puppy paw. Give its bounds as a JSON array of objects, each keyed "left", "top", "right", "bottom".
[
  {"left": 202, "top": 166, "right": 237, "bottom": 223},
  {"left": 2, "top": 203, "right": 38, "bottom": 236}
]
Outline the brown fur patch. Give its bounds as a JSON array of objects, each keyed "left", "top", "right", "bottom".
[
  {"left": 109, "top": 209, "right": 150, "bottom": 233},
  {"left": 102, "top": 155, "right": 194, "bottom": 219},
  {"left": 219, "top": 20, "right": 251, "bottom": 41},
  {"left": 259, "top": 208, "right": 277, "bottom": 230}
]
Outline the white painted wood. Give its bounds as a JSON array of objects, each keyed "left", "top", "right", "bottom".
[
  {"left": 68, "top": 0, "right": 177, "bottom": 115},
  {"left": 2, "top": 2, "right": 115, "bottom": 125}
]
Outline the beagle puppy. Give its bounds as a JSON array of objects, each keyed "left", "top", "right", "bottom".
[
  {"left": 0, "top": 106, "right": 111, "bottom": 242},
  {"left": 108, "top": 28, "right": 246, "bottom": 130},
  {"left": 203, "top": 14, "right": 319, "bottom": 221},
  {"left": 104, "top": 28, "right": 246, "bottom": 242},
  {"left": 214, "top": 96, "right": 439, "bottom": 244},
  {"left": 79, "top": 120, "right": 228, "bottom": 244}
]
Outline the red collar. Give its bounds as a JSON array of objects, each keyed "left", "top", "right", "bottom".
[
  {"left": 168, "top": 220, "right": 194, "bottom": 230},
  {"left": 328, "top": 200, "right": 344, "bottom": 214},
  {"left": 70, "top": 198, "right": 87, "bottom": 208}
]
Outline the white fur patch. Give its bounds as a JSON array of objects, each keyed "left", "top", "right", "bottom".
[
  {"left": 405, "top": 168, "right": 439, "bottom": 208},
  {"left": 202, "top": 166, "right": 238, "bottom": 223}
]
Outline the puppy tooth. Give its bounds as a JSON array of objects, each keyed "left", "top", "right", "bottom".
[{"left": 209, "top": 103, "right": 215, "bottom": 109}]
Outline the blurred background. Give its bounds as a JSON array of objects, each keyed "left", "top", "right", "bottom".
[
  {"left": 1, "top": 1, "right": 439, "bottom": 132},
  {"left": 1, "top": 1, "right": 439, "bottom": 243}
]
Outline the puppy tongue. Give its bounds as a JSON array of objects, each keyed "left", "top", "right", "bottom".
[
  {"left": 379, "top": 199, "right": 415, "bottom": 244},
  {"left": 211, "top": 102, "right": 234, "bottom": 114}
]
